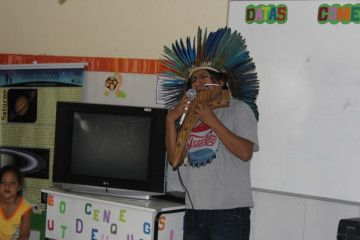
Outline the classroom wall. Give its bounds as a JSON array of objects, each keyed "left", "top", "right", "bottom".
[
  {"left": 0, "top": 0, "right": 228, "bottom": 59},
  {"left": 2, "top": 0, "right": 360, "bottom": 240}
]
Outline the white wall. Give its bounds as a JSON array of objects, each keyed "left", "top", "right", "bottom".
[
  {"left": 0, "top": 0, "right": 228, "bottom": 59},
  {"left": 251, "top": 190, "right": 360, "bottom": 240}
]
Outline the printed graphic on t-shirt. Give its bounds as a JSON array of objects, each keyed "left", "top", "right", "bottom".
[
  {"left": 0, "top": 223, "right": 20, "bottom": 240},
  {"left": 12, "top": 224, "right": 20, "bottom": 239},
  {"left": 187, "top": 122, "right": 220, "bottom": 167}
]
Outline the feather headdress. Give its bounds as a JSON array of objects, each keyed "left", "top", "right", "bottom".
[{"left": 159, "top": 27, "right": 259, "bottom": 120}]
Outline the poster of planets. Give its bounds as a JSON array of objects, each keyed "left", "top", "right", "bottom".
[{"left": 0, "top": 64, "right": 85, "bottom": 211}]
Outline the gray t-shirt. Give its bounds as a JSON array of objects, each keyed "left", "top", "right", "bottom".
[{"left": 185, "top": 98, "right": 259, "bottom": 209}]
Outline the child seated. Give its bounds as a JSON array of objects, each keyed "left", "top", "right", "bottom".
[{"left": 0, "top": 165, "right": 33, "bottom": 240}]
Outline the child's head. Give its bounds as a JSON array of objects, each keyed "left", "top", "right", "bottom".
[{"left": 0, "top": 165, "right": 23, "bottom": 197}]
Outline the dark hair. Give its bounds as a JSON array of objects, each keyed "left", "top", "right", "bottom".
[
  {"left": 187, "top": 69, "right": 228, "bottom": 90},
  {"left": 0, "top": 165, "right": 23, "bottom": 195}
]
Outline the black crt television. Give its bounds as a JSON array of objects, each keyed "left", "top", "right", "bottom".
[{"left": 52, "top": 101, "right": 168, "bottom": 199}]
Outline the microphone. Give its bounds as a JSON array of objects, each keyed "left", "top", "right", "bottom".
[{"left": 179, "top": 88, "right": 197, "bottom": 125}]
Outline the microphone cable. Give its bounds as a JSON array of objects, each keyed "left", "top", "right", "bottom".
[{"left": 176, "top": 167, "right": 194, "bottom": 209}]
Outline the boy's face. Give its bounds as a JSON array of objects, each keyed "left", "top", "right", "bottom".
[{"left": 190, "top": 69, "right": 224, "bottom": 101}]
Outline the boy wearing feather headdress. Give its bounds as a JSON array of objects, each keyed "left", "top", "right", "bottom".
[{"left": 160, "top": 27, "right": 259, "bottom": 240}]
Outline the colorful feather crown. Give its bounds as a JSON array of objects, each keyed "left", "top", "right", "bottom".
[{"left": 159, "top": 27, "right": 259, "bottom": 120}]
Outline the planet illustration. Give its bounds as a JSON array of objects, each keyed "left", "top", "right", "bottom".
[
  {"left": 8, "top": 90, "right": 37, "bottom": 122},
  {"left": 15, "top": 95, "right": 29, "bottom": 116},
  {"left": 0, "top": 147, "right": 47, "bottom": 176}
]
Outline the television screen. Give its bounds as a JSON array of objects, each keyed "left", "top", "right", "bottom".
[
  {"left": 71, "top": 112, "right": 150, "bottom": 181},
  {"left": 53, "top": 102, "right": 168, "bottom": 199}
]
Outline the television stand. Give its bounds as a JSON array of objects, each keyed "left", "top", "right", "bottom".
[
  {"left": 42, "top": 188, "right": 185, "bottom": 240},
  {"left": 153, "top": 191, "right": 186, "bottom": 204}
]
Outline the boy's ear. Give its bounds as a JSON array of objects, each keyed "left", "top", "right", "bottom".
[{"left": 220, "top": 80, "right": 225, "bottom": 87}]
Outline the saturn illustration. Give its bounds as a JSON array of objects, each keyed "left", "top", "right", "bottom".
[
  {"left": 0, "top": 147, "right": 48, "bottom": 177},
  {"left": 8, "top": 89, "right": 37, "bottom": 123}
]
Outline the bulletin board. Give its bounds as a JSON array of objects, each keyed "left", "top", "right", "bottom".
[
  {"left": 0, "top": 63, "right": 85, "bottom": 212},
  {"left": 228, "top": 0, "right": 360, "bottom": 203}
]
